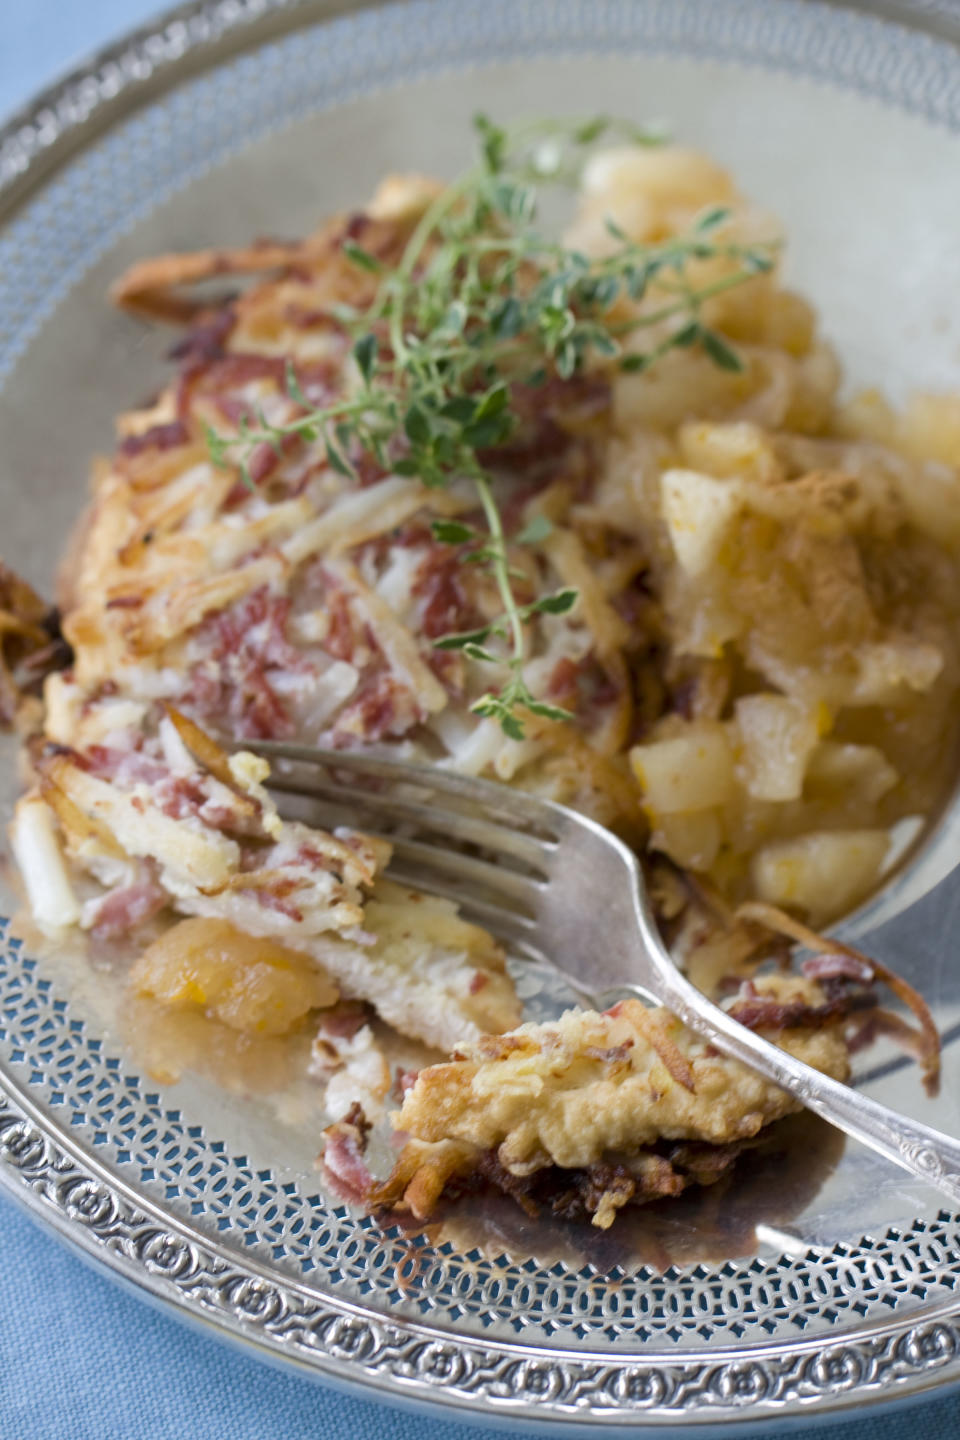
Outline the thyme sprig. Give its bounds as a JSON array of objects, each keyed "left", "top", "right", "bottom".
[{"left": 206, "top": 114, "right": 778, "bottom": 737}]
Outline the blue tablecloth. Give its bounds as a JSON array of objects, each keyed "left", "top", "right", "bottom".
[{"left": 2, "top": 5, "right": 960, "bottom": 1436}]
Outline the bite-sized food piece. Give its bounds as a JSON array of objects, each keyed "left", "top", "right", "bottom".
[
  {"left": 750, "top": 829, "right": 892, "bottom": 924},
  {"left": 0, "top": 562, "right": 71, "bottom": 727},
  {"left": 125, "top": 915, "right": 341, "bottom": 1092},
  {"left": 322, "top": 1102, "right": 377, "bottom": 1204},
  {"left": 13, "top": 708, "right": 381, "bottom": 941},
  {"left": 368, "top": 975, "right": 852, "bottom": 1229},
  {"left": 131, "top": 916, "right": 340, "bottom": 1034},
  {"left": 12, "top": 709, "right": 517, "bottom": 1053},
  {"left": 309, "top": 1000, "right": 392, "bottom": 1122},
  {"left": 357, "top": 881, "right": 520, "bottom": 1049},
  {"left": 126, "top": 916, "right": 391, "bottom": 1112}
]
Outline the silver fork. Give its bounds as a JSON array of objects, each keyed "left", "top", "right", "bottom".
[{"left": 249, "top": 739, "right": 960, "bottom": 1208}]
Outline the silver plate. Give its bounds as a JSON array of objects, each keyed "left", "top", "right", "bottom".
[{"left": 5, "top": 0, "right": 960, "bottom": 1428}]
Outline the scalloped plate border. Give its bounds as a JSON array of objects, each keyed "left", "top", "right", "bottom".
[
  {"left": 6, "top": 1074, "right": 960, "bottom": 1429},
  {"left": 4, "top": 0, "right": 960, "bottom": 1428}
]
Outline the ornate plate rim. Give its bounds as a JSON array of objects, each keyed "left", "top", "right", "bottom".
[
  {"left": 5, "top": 0, "right": 960, "bottom": 1428},
  {"left": 7, "top": 1070, "right": 960, "bottom": 1431}
]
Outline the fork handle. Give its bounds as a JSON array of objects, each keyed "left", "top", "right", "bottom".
[{"left": 655, "top": 967, "right": 960, "bottom": 1208}]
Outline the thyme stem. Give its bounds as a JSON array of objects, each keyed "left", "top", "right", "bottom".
[
  {"left": 474, "top": 471, "right": 525, "bottom": 664},
  {"left": 204, "top": 114, "right": 779, "bottom": 735}
]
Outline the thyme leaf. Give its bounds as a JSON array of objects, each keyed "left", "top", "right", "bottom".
[{"left": 206, "top": 114, "right": 779, "bottom": 735}]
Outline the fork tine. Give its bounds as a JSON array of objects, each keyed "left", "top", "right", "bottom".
[
  {"left": 372, "top": 835, "right": 542, "bottom": 913},
  {"left": 245, "top": 740, "right": 563, "bottom": 839},
  {"left": 384, "top": 863, "right": 545, "bottom": 955},
  {"left": 265, "top": 785, "right": 542, "bottom": 913},
  {"left": 262, "top": 772, "right": 553, "bottom": 872}
]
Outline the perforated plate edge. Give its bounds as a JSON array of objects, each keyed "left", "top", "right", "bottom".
[{"left": 5, "top": 0, "right": 960, "bottom": 1428}]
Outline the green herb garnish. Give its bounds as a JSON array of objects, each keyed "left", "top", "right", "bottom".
[{"left": 207, "top": 114, "right": 777, "bottom": 735}]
